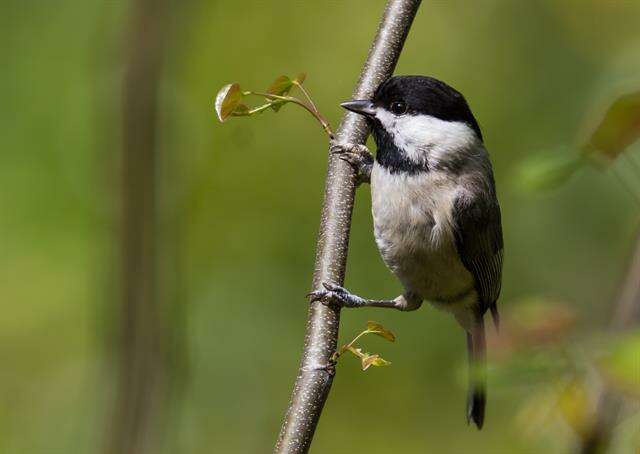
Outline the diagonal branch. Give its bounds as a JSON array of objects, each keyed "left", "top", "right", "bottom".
[{"left": 273, "top": 1, "right": 422, "bottom": 453}]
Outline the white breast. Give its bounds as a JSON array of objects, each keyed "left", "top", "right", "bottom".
[{"left": 370, "top": 163, "right": 474, "bottom": 304}]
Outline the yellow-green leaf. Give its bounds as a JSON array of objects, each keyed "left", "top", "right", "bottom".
[
  {"left": 557, "top": 380, "right": 590, "bottom": 437},
  {"left": 214, "top": 83, "right": 243, "bottom": 122},
  {"left": 586, "top": 91, "right": 640, "bottom": 161},
  {"left": 370, "top": 356, "right": 391, "bottom": 367},
  {"left": 361, "top": 354, "right": 391, "bottom": 371},
  {"left": 366, "top": 321, "right": 396, "bottom": 342},
  {"left": 267, "top": 75, "right": 293, "bottom": 96},
  {"left": 294, "top": 73, "right": 307, "bottom": 84}
]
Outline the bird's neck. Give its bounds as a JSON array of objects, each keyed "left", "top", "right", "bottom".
[
  {"left": 372, "top": 127, "right": 430, "bottom": 175},
  {"left": 372, "top": 116, "right": 482, "bottom": 175}
]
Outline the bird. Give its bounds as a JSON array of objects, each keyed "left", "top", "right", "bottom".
[{"left": 308, "top": 75, "right": 503, "bottom": 429}]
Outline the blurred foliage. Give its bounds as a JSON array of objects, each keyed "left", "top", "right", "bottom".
[
  {"left": 598, "top": 331, "right": 640, "bottom": 399},
  {"left": 518, "top": 89, "right": 640, "bottom": 194},
  {"left": 516, "top": 150, "right": 584, "bottom": 192},
  {"left": 587, "top": 91, "right": 640, "bottom": 162},
  {"left": 2, "top": 0, "right": 640, "bottom": 453},
  {"left": 489, "top": 298, "right": 639, "bottom": 451}
]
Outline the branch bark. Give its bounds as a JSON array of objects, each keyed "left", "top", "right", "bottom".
[{"left": 274, "top": 1, "right": 421, "bottom": 452}]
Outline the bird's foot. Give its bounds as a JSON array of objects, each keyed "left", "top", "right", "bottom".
[
  {"left": 308, "top": 282, "right": 367, "bottom": 308},
  {"left": 330, "top": 140, "right": 373, "bottom": 185}
]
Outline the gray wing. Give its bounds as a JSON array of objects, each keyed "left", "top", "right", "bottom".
[{"left": 452, "top": 190, "right": 503, "bottom": 314}]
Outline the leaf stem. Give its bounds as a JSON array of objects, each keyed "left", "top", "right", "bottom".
[
  {"left": 333, "top": 329, "right": 374, "bottom": 361},
  {"left": 246, "top": 91, "right": 335, "bottom": 139},
  {"left": 346, "top": 329, "right": 372, "bottom": 349},
  {"left": 248, "top": 103, "right": 277, "bottom": 115},
  {"left": 292, "top": 82, "right": 335, "bottom": 139},
  {"left": 292, "top": 81, "right": 319, "bottom": 115}
]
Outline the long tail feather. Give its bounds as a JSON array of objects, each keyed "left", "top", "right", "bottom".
[
  {"left": 489, "top": 302, "right": 500, "bottom": 332},
  {"left": 466, "top": 317, "right": 486, "bottom": 430}
]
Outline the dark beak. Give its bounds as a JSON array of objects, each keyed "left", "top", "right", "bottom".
[{"left": 340, "top": 99, "right": 376, "bottom": 117}]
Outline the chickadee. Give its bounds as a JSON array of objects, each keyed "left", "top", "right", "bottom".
[{"left": 309, "top": 75, "right": 503, "bottom": 429}]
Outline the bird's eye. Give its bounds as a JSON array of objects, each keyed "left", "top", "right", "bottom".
[{"left": 390, "top": 101, "right": 407, "bottom": 115}]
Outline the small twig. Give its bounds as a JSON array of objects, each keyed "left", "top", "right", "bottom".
[
  {"left": 332, "top": 330, "right": 370, "bottom": 361},
  {"left": 246, "top": 91, "right": 335, "bottom": 139},
  {"left": 249, "top": 103, "right": 277, "bottom": 115},
  {"left": 292, "top": 81, "right": 319, "bottom": 114}
]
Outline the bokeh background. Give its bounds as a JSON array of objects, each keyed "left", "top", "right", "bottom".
[{"left": 2, "top": 0, "right": 639, "bottom": 453}]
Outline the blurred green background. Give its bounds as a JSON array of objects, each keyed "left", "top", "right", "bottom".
[{"left": 2, "top": 0, "right": 639, "bottom": 453}]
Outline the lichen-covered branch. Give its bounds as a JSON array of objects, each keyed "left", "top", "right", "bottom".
[{"left": 273, "top": 1, "right": 422, "bottom": 453}]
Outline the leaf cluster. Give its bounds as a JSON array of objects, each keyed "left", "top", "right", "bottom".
[
  {"left": 333, "top": 321, "right": 396, "bottom": 371},
  {"left": 214, "top": 73, "right": 334, "bottom": 138}
]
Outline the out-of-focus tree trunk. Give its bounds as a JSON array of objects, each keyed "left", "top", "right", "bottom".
[
  {"left": 105, "top": 1, "right": 167, "bottom": 453},
  {"left": 579, "top": 232, "right": 640, "bottom": 454}
]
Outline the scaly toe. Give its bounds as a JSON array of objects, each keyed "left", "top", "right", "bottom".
[
  {"left": 307, "top": 290, "right": 327, "bottom": 303},
  {"left": 337, "top": 153, "right": 360, "bottom": 166},
  {"left": 329, "top": 140, "right": 345, "bottom": 154},
  {"left": 308, "top": 288, "right": 341, "bottom": 307},
  {"left": 322, "top": 282, "right": 347, "bottom": 293}
]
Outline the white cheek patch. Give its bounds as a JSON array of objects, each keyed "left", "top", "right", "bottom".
[{"left": 375, "top": 109, "right": 477, "bottom": 165}]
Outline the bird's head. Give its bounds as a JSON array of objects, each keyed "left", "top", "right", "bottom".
[{"left": 341, "top": 76, "right": 483, "bottom": 172}]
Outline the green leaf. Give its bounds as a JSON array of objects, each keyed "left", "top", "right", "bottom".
[
  {"left": 267, "top": 75, "right": 293, "bottom": 96},
  {"left": 586, "top": 91, "right": 640, "bottom": 161},
  {"left": 366, "top": 321, "right": 396, "bottom": 342},
  {"left": 214, "top": 83, "right": 244, "bottom": 122},
  {"left": 361, "top": 354, "right": 391, "bottom": 371},
  {"left": 267, "top": 76, "right": 294, "bottom": 112},
  {"left": 516, "top": 152, "right": 584, "bottom": 193}
]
